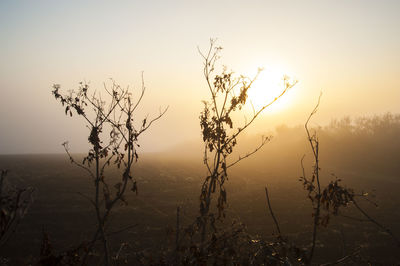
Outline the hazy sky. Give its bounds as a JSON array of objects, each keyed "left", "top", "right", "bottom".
[{"left": 0, "top": 0, "right": 399, "bottom": 154}]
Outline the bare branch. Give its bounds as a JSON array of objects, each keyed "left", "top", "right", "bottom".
[
  {"left": 352, "top": 199, "right": 400, "bottom": 246},
  {"left": 137, "top": 106, "right": 169, "bottom": 137},
  {"left": 319, "top": 247, "right": 361, "bottom": 266},
  {"left": 225, "top": 136, "right": 270, "bottom": 170},
  {"left": 224, "top": 77, "right": 296, "bottom": 148},
  {"left": 62, "top": 142, "right": 95, "bottom": 180},
  {"left": 105, "top": 224, "right": 138, "bottom": 237},
  {"left": 300, "top": 154, "right": 307, "bottom": 182},
  {"left": 265, "top": 186, "right": 282, "bottom": 238}
]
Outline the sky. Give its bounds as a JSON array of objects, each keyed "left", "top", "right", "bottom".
[{"left": 0, "top": 0, "right": 399, "bottom": 154}]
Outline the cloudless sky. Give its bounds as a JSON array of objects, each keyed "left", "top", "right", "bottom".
[{"left": 1, "top": 0, "right": 399, "bottom": 154}]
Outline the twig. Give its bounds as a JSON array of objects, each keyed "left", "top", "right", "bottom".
[
  {"left": 176, "top": 206, "right": 180, "bottom": 263},
  {"left": 265, "top": 186, "right": 282, "bottom": 238},
  {"left": 225, "top": 136, "right": 270, "bottom": 170},
  {"left": 339, "top": 214, "right": 369, "bottom": 222},
  {"left": 305, "top": 94, "right": 322, "bottom": 264},
  {"left": 62, "top": 142, "right": 95, "bottom": 180},
  {"left": 106, "top": 224, "right": 138, "bottom": 237},
  {"left": 319, "top": 247, "right": 361, "bottom": 266},
  {"left": 353, "top": 199, "right": 400, "bottom": 247}
]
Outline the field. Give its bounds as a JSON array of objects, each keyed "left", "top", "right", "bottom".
[{"left": 1, "top": 145, "right": 399, "bottom": 265}]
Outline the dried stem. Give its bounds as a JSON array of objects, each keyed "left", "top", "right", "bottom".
[
  {"left": 265, "top": 186, "right": 282, "bottom": 238},
  {"left": 305, "top": 93, "right": 322, "bottom": 264}
]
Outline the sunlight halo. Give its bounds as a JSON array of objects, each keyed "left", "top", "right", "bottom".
[{"left": 246, "top": 66, "right": 297, "bottom": 114}]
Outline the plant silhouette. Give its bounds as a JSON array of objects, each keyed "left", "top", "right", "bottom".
[
  {"left": 197, "top": 39, "right": 296, "bottom": 248},
  {"left": 0, "top": 169, "right": 34, "bottom": 248},
  {"left": 52, "top": 77, "right": 167, "bottom": 265},
  {"left": 262, "top": 95, "right": 400, "bottom": 265}
]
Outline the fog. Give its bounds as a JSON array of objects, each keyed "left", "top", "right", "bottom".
[{"left": 159, "top": 112, "right": 400, "bottom": 183}]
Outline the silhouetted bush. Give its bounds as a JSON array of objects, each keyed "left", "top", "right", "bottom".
[{"left": 51, "top": 77, "right": 167, "bottom": 265}]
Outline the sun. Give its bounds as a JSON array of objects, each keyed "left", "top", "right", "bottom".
[{"left": 246, "top": 67, "right": 297, "bottom": 114}]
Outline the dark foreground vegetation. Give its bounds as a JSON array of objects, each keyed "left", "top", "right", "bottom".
[{"left": 1, "top": 41, "right": 399, "bottom": 265}]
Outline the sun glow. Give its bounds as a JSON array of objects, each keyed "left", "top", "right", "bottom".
[{"left": 246, "top": 67, "right": 297, "bottom": 114}]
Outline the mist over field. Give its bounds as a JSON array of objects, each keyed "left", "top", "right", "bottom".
[
  {"left": 1, "top": 113, "right": 399, "bottom": 264},
  {"left": 167, "top": 113, "right": 400, "bottom": 177}
]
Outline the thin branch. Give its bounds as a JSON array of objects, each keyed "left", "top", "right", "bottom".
[
  {"left": 203, "top": 145, "right": 212, "bottom": 175},
  {"left": 339, "top": 214, "right": 369, "bottom": 222},
  {"left": 353, "top": 199, "right": 400, "bottom": 247},
  {"left": 305, "top": 92, "right": 322, "bottom": 158},
  {"left": 354, "top": 194, "right": 378, "bottom": 207},
  {"left": 137, "top": 106, "right": 169, "bottom": 137},
  {"left": 224, "top": 77, "right": 296, "bottom": 148},
  {"left": 176, "top": 205, "right": 181, "bottom": 264},
  {"left": 131, "top": 72, "right": 146, "bottom": 113},
  {"left": 265, "top": 186, "right": 282, "bottom": 238},
  {"left": 300, "top": 154, "right": 307, "bottom": 182},
  {"left": 319, "top": 247, "right": 361, "bottom": 266},
  {"left": 225, "top": 136, "right": 270, "bottom": 170},
  {"left": 305, "top": 94, "right": 322, "bottom": 264},
  {"left": 62, "top": 142, "right": 95, "bottom": 180},
  {"left": 105, "top": 224, "right": 138, "bottom": 237}
]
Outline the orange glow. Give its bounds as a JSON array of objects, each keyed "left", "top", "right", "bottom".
[{"left": 246, "top": 67, "right": 297, "bottom": 114}]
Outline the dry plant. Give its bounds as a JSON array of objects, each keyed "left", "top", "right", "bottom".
[
  {"left": 0, "top": 169, "right": 34, "bottom": 248},
  {"left": 148, "top": 40, "right": 296, "bottom": 265},
  {"left": 263, "top": 95, "right": 400, "bottom": 265},
  {"left": 300, "top": 95, "right": 399, "bottom": 264},
  {"left": 51, "top": 76, "right": 167, "bottom": 265},
  {"left": 197, "top": 39, "right": 296, "bottom": 246}
]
